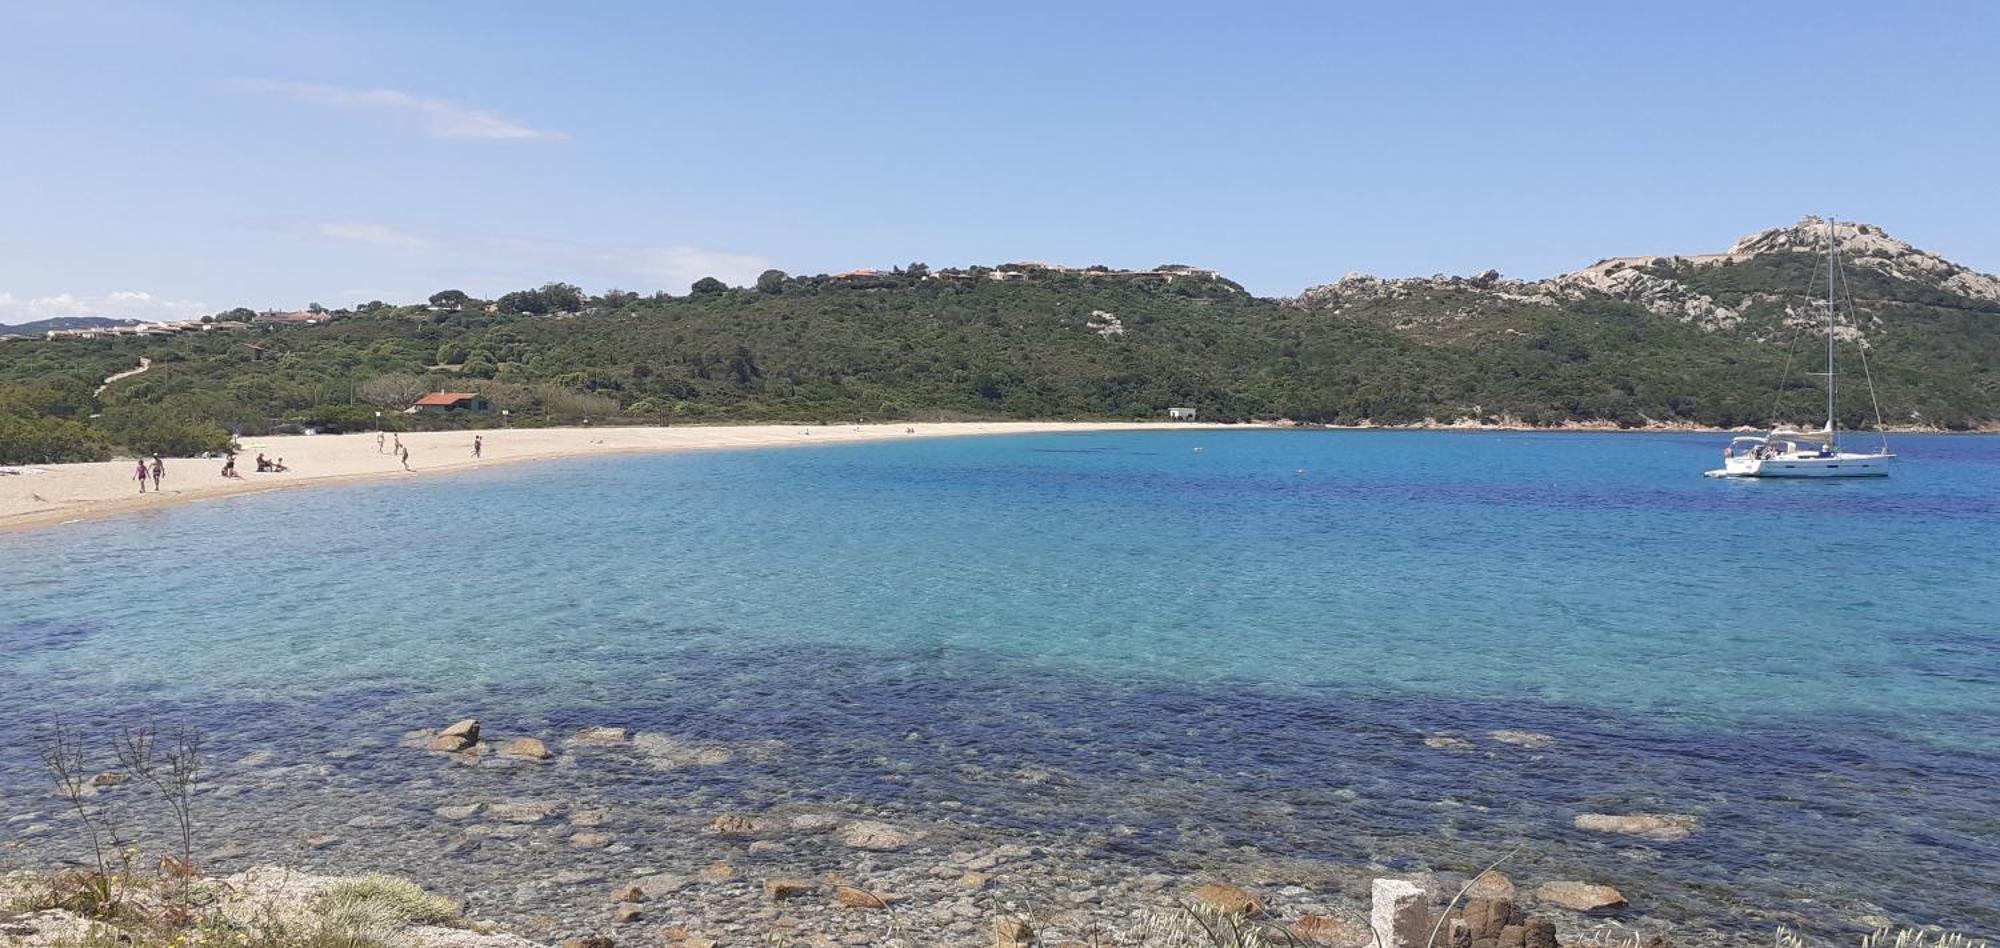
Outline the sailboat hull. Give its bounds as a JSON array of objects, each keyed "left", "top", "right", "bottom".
[{"left": 1708, "top": 453, "right": 1892, "bottom": 478}]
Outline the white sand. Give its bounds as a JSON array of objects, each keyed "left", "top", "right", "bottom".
[{"left": 0, "top": 422, "right": 1227, "bottom": 533}]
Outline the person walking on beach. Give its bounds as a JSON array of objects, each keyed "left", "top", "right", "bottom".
[
  {"left": 399, "top": 443, "right": 412, "bottom": 472},
  {"left": 472, "top": 435, "right": 482, "bottom": 458},
  {"left": 392, "top": 433, "right": 403, "bottom": 455},
  {"left": 134, "top": 458, "right": 150, "bottom": 493},
  {"left": 150, "top": 455, "right": 165, "bottom": 491},
  {"left": 376, "top": 431, "right": 386, "bottom": 454}
]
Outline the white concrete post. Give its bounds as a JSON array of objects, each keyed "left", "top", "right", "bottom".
[{"left": 1371, "top": 878, "right": 1431, "bottom": 948}]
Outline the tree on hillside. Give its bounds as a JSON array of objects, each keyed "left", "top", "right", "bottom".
[
  {"left": 216, "top": 307, "right": 257, "bottom": 322},
  {"left": 496, "top": 289, "right": 548, "bottom": 315},
  {"left": 496, "top": 282, "right": 585, "bottom": 315},
  {"left": 727, "top": 346, "right": 762, "bottom": 385},
  {"left": 358, "top": 373, "right": 431, "bottom": 408},
  {"left": 692, "top": 277, "right": 728, "bottom": 295},
  {"left": 756, "top": 270, "right": 788, "bottom": 294},
  {"left": 429, "top": 289, "right": 471, "bottom": 309},
  {"left": 541, "top": 282, "right": 585, "bottom": 313}
]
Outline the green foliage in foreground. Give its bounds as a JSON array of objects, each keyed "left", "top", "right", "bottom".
[{"left": 1, "top": 261, "right": 1994, "bottom": 464}]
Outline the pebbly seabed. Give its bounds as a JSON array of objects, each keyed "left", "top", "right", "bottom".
[{"left": 3, "top": 431, "right": 1995, "bottom": 943}]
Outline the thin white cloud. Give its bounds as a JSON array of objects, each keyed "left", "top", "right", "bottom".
[
  {"left": 491, "top": 238, "right": 774, "bottom": 292},
  {"left": 319, "top": 222, "right": 433, "bottom": 252},
  {"left": 236, "top": 79, "right": 562, "bottom": 141},
  {"left": 618, "top": 246, "right": 775, "bottom": 290},
  {"left": 0, "top": 290, "right": 208, "bottom": 325}
]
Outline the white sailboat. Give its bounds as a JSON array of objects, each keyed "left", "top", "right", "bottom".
[{"left": 1709, "top": 218, "right": 1894, "bottom": 479}]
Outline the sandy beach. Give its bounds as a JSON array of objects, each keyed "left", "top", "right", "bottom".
[{"left": 0, "top": 421, "right": 1225, "bottom": 533}]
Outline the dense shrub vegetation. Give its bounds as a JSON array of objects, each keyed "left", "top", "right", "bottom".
[{"left": 1, "top": 262, "right": 1994, "bottom": 464}]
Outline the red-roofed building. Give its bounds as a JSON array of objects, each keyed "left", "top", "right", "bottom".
[{"left": 412, "top": 392, "right": 491, "bottom": 413}]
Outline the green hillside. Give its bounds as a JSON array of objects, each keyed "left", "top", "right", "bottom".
[{"left": 3, "top": 226, "right": 1996, "bottom": 464}]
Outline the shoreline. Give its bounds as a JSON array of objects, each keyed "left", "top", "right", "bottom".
[
  {"left": 5, "top": 420, "right": 1990, "bottom": 535},
  {"left": 0, "top": 422, "right": 1235, "bottom": 535}
]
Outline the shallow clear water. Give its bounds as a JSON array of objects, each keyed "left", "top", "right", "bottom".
[{"left": 3, "top": 431, "right": 1996, "bottom": 935}]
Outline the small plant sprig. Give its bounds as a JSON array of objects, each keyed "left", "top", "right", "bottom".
[
  {"left": 116, "top": 721, "right": 204, "bottom": 888},
  {"left": 39, "top": 719, "right": 118, "bottom": 914}
]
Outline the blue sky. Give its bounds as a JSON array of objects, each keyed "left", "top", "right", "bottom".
[{"left": 2, "top": 1, "right": 1995, "bottom": 321}]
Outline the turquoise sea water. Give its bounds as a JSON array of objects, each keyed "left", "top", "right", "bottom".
[{"left": 2, "top": 431, "right": 1996, "bottom": 934}]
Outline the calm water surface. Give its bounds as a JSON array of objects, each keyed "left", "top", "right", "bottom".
[{"left": 2, "top": 431, "right": 1995, "bottom": 935}]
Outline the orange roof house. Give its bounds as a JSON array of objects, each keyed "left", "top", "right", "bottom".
[{"left": 412, "top": 392, "right": 491, "bottom": 413}]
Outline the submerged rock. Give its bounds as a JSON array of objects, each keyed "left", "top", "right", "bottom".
[
  {"left": 764, "top": 878, "right": 814, "bottom": 901},
  {"left": 572, "top": 726, "right": 631, "bottom": 745},
  {"left": 1294, "top": 914, "right": 1371, "bottom": 947},
  {"left": 487, "top": 801, "right": 561, "bottom": 824},
  {"left": 830, "top": 885, "right": 892, "bottom": 909},
  {"left": 1191, "top": 882, "right": 1266, "bottom": 917},
  {"left": 705, "top": 813, "right": 769, "bottom": 837},
  {"left": 1534, "top": 881, "right": 1626, "bottom": 912},
  {"left": 498, "top": 738, "right": 552, "bottom": 761},
  {"left": 834, "top": 820, "right": 921, "bottom": 851},
  {"left": 1573, "top": 813, "right": 1700, "bottom": 842}
]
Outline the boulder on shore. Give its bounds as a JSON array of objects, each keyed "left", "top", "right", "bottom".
[
  {"left": 1467, "top": 870, "right": 1517, "bottom": 901},
  {"left": 1573, "top": 812, "right": 1700, "bottom": 842}
]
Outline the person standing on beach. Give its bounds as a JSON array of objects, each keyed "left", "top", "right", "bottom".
[
  {"left": 134, "top": 458, "right": 150, "bottom": 493},
  {"left": 376, "top": 431, "right": 386, "bottom": 454},
  {"left": 150, "top": 455, "right": 165, "bottom": 490},
  {"left": 473, "top": 435, "right": 482, "bottom": 458}
]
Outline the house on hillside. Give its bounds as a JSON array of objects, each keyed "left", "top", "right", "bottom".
[
  {"left": 1168, "top": 407, "right": 1198, "bottom": 421},
  {"left": 412, "top": 392, "right": 491, "bottom": 414},
  {"left": 253, "top": 309, "right": 327, "bottom": 325}
]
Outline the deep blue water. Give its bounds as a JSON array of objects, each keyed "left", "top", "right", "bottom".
[{"left": 2, "top": 430, "right": 1995, "bottom": 934}]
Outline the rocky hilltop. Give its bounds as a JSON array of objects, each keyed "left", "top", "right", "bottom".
[{"left": 1294, "top": 218, "right": 2000, "bottom": 336}]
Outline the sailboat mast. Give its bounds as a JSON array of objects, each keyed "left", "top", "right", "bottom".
[{"left": 1825, "top": 216, "right": 1838, "bottom": 445}]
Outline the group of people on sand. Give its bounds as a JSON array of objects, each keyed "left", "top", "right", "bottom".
[
  {"left": 372, "top": 431, "right": 486, "bottom": 470},
  {"left": 132, "top": 455, "right": 166, "bottom": 492},
  {"left": 211, "top": 451, "right": 289, "bottom": 479},
  {"left": 376, "top": 431, "right": 418, "bottom": 471},
  {"left": 153, "top": 430, "right": 493, "bottom": 489}
]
